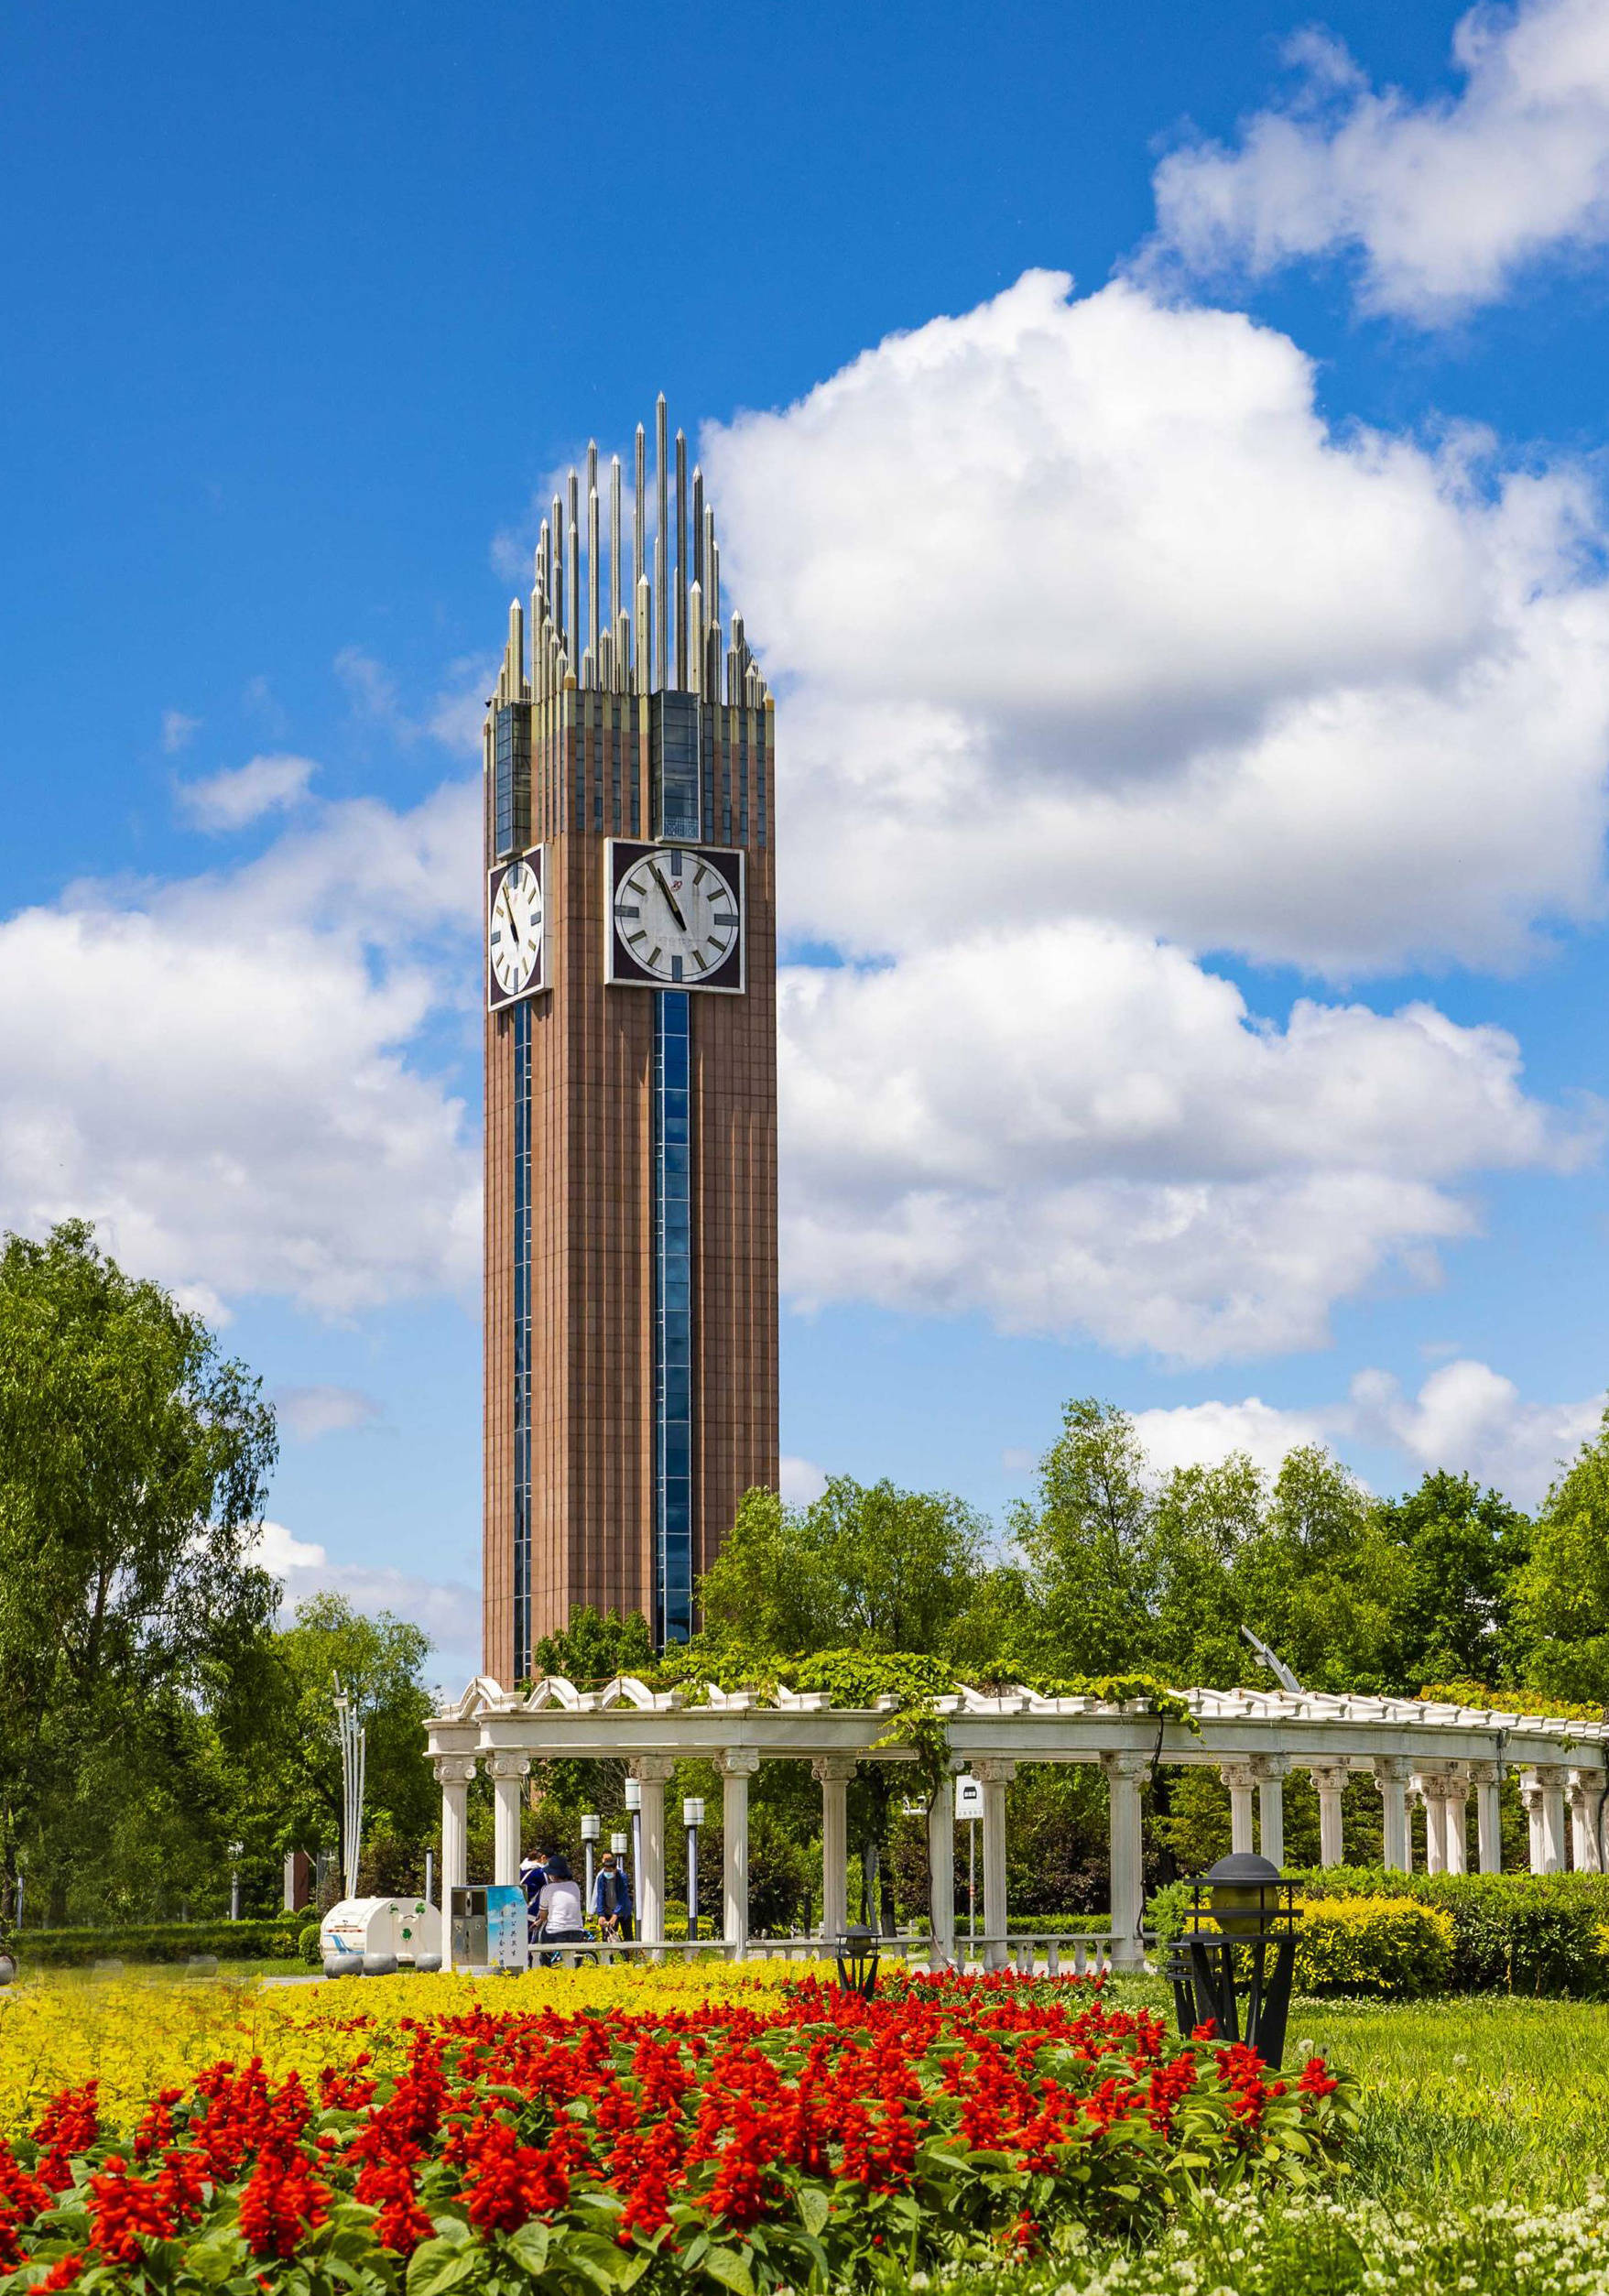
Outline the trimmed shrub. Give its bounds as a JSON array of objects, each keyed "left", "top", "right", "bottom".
[
  {"left": 1294, "top": 1896, "right": 1455, "bottom": 1997},
  {"left": 1151, "top": 1867, "right": 1609, "bottom": 1997},
  {"left": 10, "top": 1918, "right": 301, "bottom": 1970}
]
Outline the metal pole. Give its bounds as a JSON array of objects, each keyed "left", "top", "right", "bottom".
[
  {"left": 687, "top": 1825, "right": 699, "bottom": 1940},
  {"left": 425, "top": 1850, "right": 434, "bottom": 1909},
  {"left": 969, "top": 1820, "right": 976, "bottom": 1953}
]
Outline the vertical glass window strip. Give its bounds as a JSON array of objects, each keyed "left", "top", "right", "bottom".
[
  {"left": 723, "top": 721, "right": 734, "bottom": 846},
  {"left": 653, "top": 990, "right": 693, "bottom": 1646},
  {"left": 630, "top": 714, "right": 641, "bottom": 836},
  {"left": 702, "top": 712, "right": 715, "bottom": 839},
  {"left": 512, "top": 998, "right": 534, "bottom": 1682},
  {"left": 494, "top": 704, "right": 531, "bottom": 857},
  {"left": 652, "top": 692, "right": 701, "bottom": 842},
  {"left": 756, "top": 717, "right": 766, "bottom": 849},
  {"left": 611, "top": 711, "right": 622, "bottom": 833}
]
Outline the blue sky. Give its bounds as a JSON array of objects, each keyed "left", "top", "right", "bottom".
[{"left": 6, "top": 0, "right": 1609, "bottom": 1682}]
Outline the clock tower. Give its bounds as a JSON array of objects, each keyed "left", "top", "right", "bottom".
[{"left": 482, "top": 398, "right": 779, "bottom": 1681}]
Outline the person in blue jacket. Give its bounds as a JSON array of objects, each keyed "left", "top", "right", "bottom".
[{"left": 591, "top": 1848, "right": 634, "bottom": 1942}]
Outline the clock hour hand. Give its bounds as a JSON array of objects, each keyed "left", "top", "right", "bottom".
[{"left": 648, "top": 861, "right": 689, "bottom": 933}]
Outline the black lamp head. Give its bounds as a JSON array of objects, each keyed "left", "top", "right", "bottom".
[
  {"left": 834, "top": 1922, "right": 880, "bottom": 1998},
  {"left": 1202, "top": 1850, "right": 1281, "bottom": 1939}
]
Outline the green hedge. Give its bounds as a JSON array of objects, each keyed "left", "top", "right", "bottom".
[
  {"left": 1295, "top": 1896, "right": 1456, "bottom": 1997},
  {"left": 8, "top": 1918, "right": 302, "bottom": 1970},
  {"left": 1149, "top": 1866, "right": 1609, "bottom": 1997}
]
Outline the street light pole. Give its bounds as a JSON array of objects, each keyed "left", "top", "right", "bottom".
[
  {"left": 229, "top": 1844, "right": 243, "bottom": 1923},
  {"left": 683, "top": 1798, "right": 705, "bottom": 1939},
  {"left": 581, "top": 1813, "right": 601, "bottom": 1914}
]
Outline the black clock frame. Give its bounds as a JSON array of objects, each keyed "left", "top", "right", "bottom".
[
  {"left": 486, "top": 847, "right": 548, "bottom": 1011},
  {"left": 604, "top": 840, "right": 745, "bottom": 994}
]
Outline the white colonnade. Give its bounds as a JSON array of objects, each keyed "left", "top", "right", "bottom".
[{"left": 428, "top": 1678, "right": 1609, "bottom": 1971}]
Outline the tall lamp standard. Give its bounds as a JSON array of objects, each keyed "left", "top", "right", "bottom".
[
  {"left": 624, "top": 1777, "right": 642, "bottom": 1884},
  {"left": 581, "top": 1813, "right": 601, "bottom": 1914},
  {"left": 683, "top": 1798, "right": 705, "bottom": 1939},
  {"left": 610, "top": 1831, "right": 630, "bottom": 1931},
  {"left": 229, "top": 1844, "right": 243, "bottom": 1924},
  {"left": 955, "top": 1774, "right": 983, "bottom": 1962}
]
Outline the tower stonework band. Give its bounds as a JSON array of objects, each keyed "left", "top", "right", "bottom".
[{"left": 483, "top": 398, "right": 779, "bottom": 1681}]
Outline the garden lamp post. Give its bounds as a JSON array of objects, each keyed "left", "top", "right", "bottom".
[
  {"left": 229, "top": 1844, "right": 243, "bottom": 1923},
  {"left": 835, "top": 1921, "right": 881, "bottom": 1999},
  {"left": 581, "top": 1812, "right": 601, "bottom": 1911},
  {"left": 1167, "top": 1851, "right": 1299, "bottom": 2069},
  {"left": 683, "top": 1798, "right": 704, "bottom": 1939},
  {"left": 624, "top": 1776, "right": 642, "bottom": 1884}
]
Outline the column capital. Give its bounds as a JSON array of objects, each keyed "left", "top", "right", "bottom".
[
  {"left": 487, "top": 1752, "right": 530, "bottom": 1782},
  {"left": 1102, "top": 1751, "right": 1150, "bottom": 1783},
  {"left": 433, "top": 1756, "right": 477, "bottom": 1787},
  {"left": 1373, "top": 1757, "right": 1415, "bottom": 1786},
  {"left": 1249, "top": 1754, "right": 1290, "bottom": 1782},
  {"left": 718, "top": 1748, "right": 762, "bottom": 1779},
  {"left": 973, "top": 1757, "right": 1018, "bottom": 1785},
  {"left": 1567, "top": 1767, "right": 1604, "bottom": 1801},
  {"left": 1517, "top": 1773, "right": 1545, "bottom": 1812},
  {"left": 1522, "top": 1761, "right": 1572, "bottom": 1790},
  {"left": 811, "top": 1755, "right": 858, "bottom": 1785},
  {"left": 1219, "top": 1761, "right": 1259, "bottom": 1792},
  {"left": 1466, "top": 1760, "right": 1503, "bottom": 1787},
  {"left": 1308, "top": 1762, "right": 1352, "bottom": 1794},
  {"left": 632, "top": 1756, "right": 677, "bottom": 1786}
]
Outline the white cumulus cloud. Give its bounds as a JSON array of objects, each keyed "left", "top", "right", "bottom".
[
  {"left": 276, "top": 1385, "right": 385, "bottom": 1441},
  {"left": 253, "top": 1520, "right": 481, "bottom": 1684},
  {"left": 708, "top": 269, "right": 1609, "bottom": 978},
  {"left": 1148, "top": 0, "right": 1609, "bottom": 321},
  {"left": 0, "top": 779, "right": 481, "bottom": 1319},
  {"left": 178, "top": 754, "right": 318, "bottom": 832},
  {"left": 778, "top": 922, "right": 1589, "bottom": 1361},
  {"left": 1127, "top": 1360, "right": 1602, "bottom": 1507}
]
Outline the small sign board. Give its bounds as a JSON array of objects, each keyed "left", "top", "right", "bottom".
[{"left": 955, "top": 1775, "right": 984, "bottom": 1821}]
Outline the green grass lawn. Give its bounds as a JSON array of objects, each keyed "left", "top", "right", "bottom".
[{"left": 928, "top": 1983, "right": 1609, "bottom": 2295}]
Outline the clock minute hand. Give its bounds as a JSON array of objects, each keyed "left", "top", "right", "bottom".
[{"left": 648, "top": 861, "right": 689, "bottom": 932}]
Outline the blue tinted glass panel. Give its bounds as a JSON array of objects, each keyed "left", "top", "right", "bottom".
[
  {"left": 652, "top": 692, "right": 701, "bottom": 843},
  {"left": 653, "top": 988, "right": 694, "bottom": 1645},
  {"left": 495, "top": 704, "right": 531, "bottom": 858}
]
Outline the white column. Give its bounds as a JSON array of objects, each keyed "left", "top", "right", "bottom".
[
  {"left": 1518, "top": 1771, "right": 1546, "bottom": 1872},
  {"left": 718, "top": 1748, "right": 760, "bottom": 1952},
  {"left": 975, "top": 1757, "right": 1016, "bottom": 1972},
  {"left": 1442, "top": 1767, "right": 1470, "bottom": 1876},
  {"left": 927, "top": 1769, "right": 956, "bottom": 1972},
  {"left": 1540, "top": 1766, "right": 1568, "bottom": 1873},
  {"left": 1310, "top": 1763, "right": 1350, "bottom": 1868},
  {"left": 434, "top": 1756, "right": 475, "bottom": 1973},
  {"left": 1102, "top": 1752, "right": 1147, "bottom": 1973},
  {"left": 1469, "top": 1761, "right": 1503, "bottom": 1874},
  {"left": 1569, "top": 1769, "right": 1604, "bottom": 1873},
  {"left": 1413, "top": 1775, "right": 1446, "bottom": 1875},
  {"left": 1374, "top": 1757, "right": 1412, "bottom": 1873},
  {"left": 1220, "top": 1763, "right": 1257, "bottom": 1855},
  {"left": 633, "top": 1757, "right": 674, "bottom": 1946},
  {"left": 812, "top": 1756, "right": 855, "bottom": 1942},
  {"left": 489, "top": 1753, "right": 529, "bottom": 1887},
  {"left": 1252, "top": 1756, "right": 1288, "bottom": 1868}
]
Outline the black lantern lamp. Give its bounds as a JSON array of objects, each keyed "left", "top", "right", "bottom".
[
  {"left": 1167, "top": 1851, "right": 1300, "bottom": 2069},
  {"left": 834, "top": 1922, "right": 881, "bottom": 1999}
]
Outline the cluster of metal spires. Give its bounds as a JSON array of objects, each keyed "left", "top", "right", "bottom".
[{"left": 507, "top": 395, "right": 768, "bottom": 712}]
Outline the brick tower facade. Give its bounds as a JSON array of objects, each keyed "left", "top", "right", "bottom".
[{"left": 482, "top": 399, "right": 779, "bottom": 1682}]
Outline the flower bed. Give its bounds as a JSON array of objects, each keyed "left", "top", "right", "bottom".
[{"left": 0, "top": 1971, "right": 1352, "bottom": 2291}]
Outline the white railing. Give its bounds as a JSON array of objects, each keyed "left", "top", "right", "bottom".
[{"left": 507, "top": 1930, "right": 1142, "bottom": 1975}]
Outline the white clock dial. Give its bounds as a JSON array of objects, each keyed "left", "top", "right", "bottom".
[
  {"left": 614, "top": 849, "right": 739, "bottom": 983},
  {"left": 489, "top": 858, "right": 544, "bottom": 996}
]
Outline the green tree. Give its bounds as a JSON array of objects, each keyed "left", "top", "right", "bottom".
[
  {"left": 1514, "top": 1409, "right": 1609, "bottom": 1702},
  {"left": 700, "top": 1477, "right": 989, "bottom": 1659},
  {"left": 532, "top": 1605, "right": 657, "bottom": 1686},
  {"left": 0, "top": 1221, "right": 277, "bottom": 1929},
  {"left": 1010, "top": 1399, "right": 1157, "bottom": 1675},
  {"left": 245, "top": 1594, "right": 437, "bottom": 1875}
]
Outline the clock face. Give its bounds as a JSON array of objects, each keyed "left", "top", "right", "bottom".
[
  {"left": 487, "top": 854, "right": 545, "bottom": 1008},
  {"left": 606, "top": 843, "right": 745, "bottom": 992}
]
